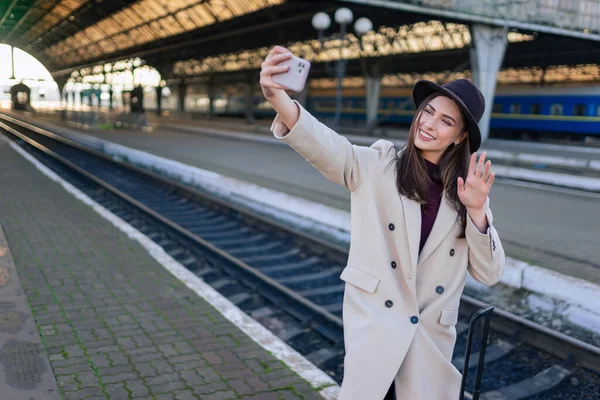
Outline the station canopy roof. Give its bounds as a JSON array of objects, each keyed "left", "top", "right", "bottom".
[
  {"left": 1, "top": 0, "right": 291, "bottom": 73},
  {"left": 1, "top": 0, "right": 599, "bottom": 81}
]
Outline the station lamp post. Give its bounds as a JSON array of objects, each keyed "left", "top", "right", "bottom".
[
  {"left": 9, "top": 46, "right": 16, "bottom": 80},
  {"left": 312, "top": 8, "right": 372, "bottom": 130}
]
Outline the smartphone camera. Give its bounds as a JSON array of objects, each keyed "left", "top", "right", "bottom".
[{"left": 297, "top": 61, "right": 305, "bottom": 74}]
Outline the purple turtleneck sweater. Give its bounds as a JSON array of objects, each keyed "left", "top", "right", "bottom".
[{"left": 419, "top": 159, "right": 444, "bottom": 253}]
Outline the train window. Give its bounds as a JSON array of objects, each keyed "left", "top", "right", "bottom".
[
  {"left": 574, "top": 104, "right": 586, "bottom": 116},
  {"left": 597, "top": 105, "right": 600, "bottom": 116},
  {"left": 550, "top": 104, "right": 563, "bottom": 115},
  {"left": 493, "top": 103, "right": 503, "bottom": 113},
  {"left": 321, "top": 99, "right": 334, "bottom": 108},
  {"left": 510, "top": 104, "right": 521, "bottom": 114},
  {"left": 530, "top": 103, "right": 541, "bottom": 115}
]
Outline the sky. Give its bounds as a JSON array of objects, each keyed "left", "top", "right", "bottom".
[{"left": 0, "top": 44, "right": 53, "bottom": 81}]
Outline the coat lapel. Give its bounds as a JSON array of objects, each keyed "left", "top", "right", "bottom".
[
  {"left": 418, "top": 194, "right": 457, "bottom": 265},
  {"left": 400, "top": 195, "right": 421, "bottom": 270}
]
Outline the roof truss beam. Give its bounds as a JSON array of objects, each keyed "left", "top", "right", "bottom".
[
  {"left": 2, "top": 0, "right": 63, "bottom": 43},
  {"left": 0, "top": 0, "right": 20, "bottom": 28},
  {"left": 342, "top": 0, "right": 600, "bottom": 41}
]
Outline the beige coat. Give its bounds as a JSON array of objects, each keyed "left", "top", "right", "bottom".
[{"left": 271, "top": 103, "right": 506, "bottom": 400}]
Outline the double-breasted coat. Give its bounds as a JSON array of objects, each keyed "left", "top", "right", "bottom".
[{"left": 271, "top": 102, "right": 506, "bottom": 400}]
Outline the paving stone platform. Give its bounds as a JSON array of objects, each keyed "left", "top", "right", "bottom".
[
  {"left": 0, "top": 223, "right": 61, "bottom": 400},
  {"left": 0, "top": 136, "right": 324, "bottom": 400}
]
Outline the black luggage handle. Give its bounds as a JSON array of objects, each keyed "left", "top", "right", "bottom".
[{"left": 459, "top": 305, "right": 495, "bottom": 400}]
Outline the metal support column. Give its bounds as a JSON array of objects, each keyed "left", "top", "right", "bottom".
[
  {"left": 9, "top": 46, "right": 15, "bottom": 80},
  {"left": 295, "top": 80, "right": 309, "bottom": 108},
  {"left": 244, "top": 75, "right": 255, "bottom": 124},
  {"left": 108, "top": 86, "right": 114, "bottom": 110},
  {"left": 225, "top": 93, "right": 231, "bottom": 114},
  {"left": 155, "top": 86, "right": 163, "bottom": 116},
  {"left": 365, "top": 62, "right": 381, "bottom": 136},
  {"left": 208, "top": 78, "right": 216, "bottom": 120},
  {"left": 334, "top": 23, "right": 348, "bottom": 130},
  {"left": 178, "top": 79, "right": 187, "bottom": 113},
  {"left": 469, "top": 23, "right": 508, "bottom": 145}
]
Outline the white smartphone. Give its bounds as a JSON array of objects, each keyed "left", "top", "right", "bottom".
[{"left": 272, "top": 55, "right": 311, "bottom": 92}]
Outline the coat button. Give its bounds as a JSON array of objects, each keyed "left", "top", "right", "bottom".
[
  {"left": 388, "top": 223, "right": 395, "bottom": 231},
  {"left": 436, "top": 286, "right": 444, "bottom": 294},
  {"left": 449, "top": 249, "right": 455, "bottom": 257},
  {"left": 391, "top": 261, "right": 397, "bottom": 269},
  {"left": 385, "top": 300, "right": 393, "bottom": 308},
  {"left": 493, "top": 240, "right": 496, "bottom": 251},
  {"left": 410, "top": 316, "right": 419, "bottom": 324}
]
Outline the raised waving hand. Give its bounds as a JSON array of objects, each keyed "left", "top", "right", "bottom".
[{"left": 457, "top": 152, "right": 495, "bottom": 210}]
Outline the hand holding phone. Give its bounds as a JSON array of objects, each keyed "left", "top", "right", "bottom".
[{"left": 271, "top": 55, "right": 311, "bottom": 92}]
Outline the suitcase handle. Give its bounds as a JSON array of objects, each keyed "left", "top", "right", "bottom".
[{"left": 459, "top": 305, "right": 495, "bottom": 400}]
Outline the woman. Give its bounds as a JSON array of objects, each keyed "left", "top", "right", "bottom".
[{"left": 260, "top": 46, "right": 506, "bottom": 400}]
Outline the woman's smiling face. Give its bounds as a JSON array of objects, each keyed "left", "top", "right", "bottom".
[{"left": 414, "top": 95, "right": 467, "bottom": 164}]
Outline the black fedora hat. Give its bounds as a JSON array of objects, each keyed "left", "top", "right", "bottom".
[{"left": 412, "top": 79, "right": 485, "bottom": 153}]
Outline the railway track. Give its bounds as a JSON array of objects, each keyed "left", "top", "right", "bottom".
[{"left": 1, "top": 113, "right": 599, "bottom": 400}]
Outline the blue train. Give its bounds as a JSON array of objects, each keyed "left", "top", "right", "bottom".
[
  {"left": 304, "top": 86, "right": 600, "bottom": 139},
  {"left": 150, "top": 84, "right": 600, "bottom": 139}
]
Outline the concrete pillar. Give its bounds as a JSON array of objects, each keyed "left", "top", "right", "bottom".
[
  {"left": 178, "top": 79, "right": 187, "bottom": 113},
  {"left": 61, "top": 91, "right": 68, "bottom": 119},
  {"left": 244, "top": 77, "right": 255, "bottom": 124},
  {"left": 469, "top": 23, "right": 508, "bottom": 144},
  {"left": 155, "top": 86, "right": 163, "bottom": 116},
  {"left": 54, "top": 77, "right": 67, "bottom": 107},
  {"left": 365, "top": 63, "right": 382, "bottom": 136}
]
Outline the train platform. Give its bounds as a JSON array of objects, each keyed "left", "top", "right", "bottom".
[
  {"left": 0, "top": 136, "right": 332, "bottom": 399},
  {"left": 27, "top": 109, "right": 600, "bottom": 192},
  {"left": 144, "top": 112, "right": 600, "bottom": 162}
]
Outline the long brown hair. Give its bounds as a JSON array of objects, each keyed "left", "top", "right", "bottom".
[{"left": 388, "top": 92, "right": 471, "bottom": 237}]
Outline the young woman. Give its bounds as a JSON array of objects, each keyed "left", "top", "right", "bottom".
[{"left": 259, "top": 46, "right": 506, "bottom": 400}]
